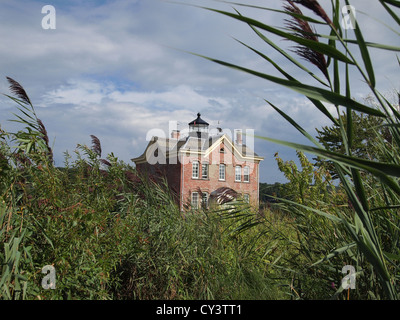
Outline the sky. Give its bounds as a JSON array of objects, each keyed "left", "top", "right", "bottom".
[{"left": 0, "top": 0, "right": 398, "bottom": 183}]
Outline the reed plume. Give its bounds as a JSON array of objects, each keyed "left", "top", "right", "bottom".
[
  {"left": 99, "top": 158, "right": 111, "bottom": 167},
  {"left": 37, "top": 118, "right": 53, "bottom": 162},
  {"left": 6, "top": 77, "right": 54, "bottom": 163},
  {"left": 290, "top": 0, "right": 333, "bottom": 26},
  {"left": 284, "top": 0, "right": 329, "bottom": 80},
  {"left": 90, "top": 135, "right": 102, "bottom": 157},
  {"left": 6, "top": 77, "right": 32, "bottom": 105}
]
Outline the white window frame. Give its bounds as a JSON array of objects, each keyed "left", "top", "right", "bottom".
[
  {"left": 202, "top": 163, "right": 209, "bottom": 179},
  {"left": 192, "top": 161, "right": 199, "bottom": 179},
  {"left": 235, "top": 165, "right": 241, "bottom": 182},
  {"left": 243, "top": 166, "right": 250, "bottom": 182},
  {"left": 243, "top": 194, "right": 250, "bottom": 203},
  {"left": 191, "top": 192, "right": 199, "bottom": 209},
  {"left": 202, "top": 192, "right": 209, "bottom": 209},
  {"left": 219, "top": 164, "right": 225, "bottom": 181}
]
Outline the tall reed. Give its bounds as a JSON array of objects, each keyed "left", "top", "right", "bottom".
[{"left": 194, "top": 0, "right": 400, "bottom": 299}]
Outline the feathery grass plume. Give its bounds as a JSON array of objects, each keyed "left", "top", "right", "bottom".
[
  {"left": 284, "top": 1, "right": 329, "bottom": 80},
  {"left": 37, "top": 118, "right": 53, "bottom": 162},
  {"left": 37, "top": 119, "right": 49, "bottom": 146},
  {"left": 6, "top": 77, "right": 32, "bottom": 105},
  {"left": 99, "top": 158, "right": 112, "bottom": 167},
  {"left": 6, "top": 77, "right": 53, "bottom": 163},
  {"left": 90, "top": 135, "right": 102, "bottom": 157},
  {"left": 291, "top": 0, "right": 333, "bottom": 26}
]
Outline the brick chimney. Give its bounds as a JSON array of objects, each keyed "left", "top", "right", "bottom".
[
  {"left": 235, "top": 129, "right": 242, "bottom": 145},
  {"left": 171, "top": 130, "right": 180, "bottom": 140}
]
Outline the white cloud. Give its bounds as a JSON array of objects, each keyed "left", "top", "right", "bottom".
[
  {"left": 0, "top": 0, "right": 398, "bottom": 184},
  {"left": 42, "top": 80, "right": 115, "bottom": 106},
  {"left": 108, "top": 84, "right": 231, "bottom": 110}
]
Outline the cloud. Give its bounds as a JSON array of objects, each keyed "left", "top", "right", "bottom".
[
  {"left": 0, "top": 0, "right": 398, "bottom": 184},
  {"left": 35, "top": 76, "right": 333, "bottom": 175},
  {"left": 42, "top": 79, "right": 115, "bottom": 106},
  {"left": 109, "top": 85, "right": 215, "bottom": 109}
]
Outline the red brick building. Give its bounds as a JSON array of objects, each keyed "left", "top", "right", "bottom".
[{"left": 132, "top": 113, "right": 264, "bottom": 210}]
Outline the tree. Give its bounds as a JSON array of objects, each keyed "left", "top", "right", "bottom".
[
  {"left": 275, "top": 151, "right": 338, "bottom": 205},
  {"left": 314, "top": 110, "right": 391, "bottom": 179}
]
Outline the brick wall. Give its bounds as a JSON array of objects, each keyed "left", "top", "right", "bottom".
[
  {"left": 136, "top": 141, "right": 261, "bottom": 210},
  {"left": 181, "top": 141, "right": 260, "bottom": 209}
]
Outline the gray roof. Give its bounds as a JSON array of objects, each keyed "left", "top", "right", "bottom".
[
  {"left": 132, "top": 133, "right": 262, "bottom": 163},
  {"left": 164, "top": 134, "right": 259, "bottom": 156}
]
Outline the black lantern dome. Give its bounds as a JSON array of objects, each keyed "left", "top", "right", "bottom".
[{"left": 188, "top": 113, "right": 209, "bottom": 138}]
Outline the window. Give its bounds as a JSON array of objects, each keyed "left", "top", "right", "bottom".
[
  {"left": 202, "top": 163, "right": 209, "bottom": 179},
  {"left": 235, "top": 166, "right": 241, "bottom": 182},
  {"left": 243, "top": 194, "right": 250, "bottom": 203},
  {"left": 202, "top": 192, "right": 209, "bottom": 209},
  {"left": 243, "top": 166, "right": 250, "bottom": 182},
  {"left": 192, "top": 161, "right": 199, "bottom": 179},
  {"left": 219, "top": 164, "right": 225, "bottom": 180},
  {"left": 191, "top": 192, "right": 199, "bottom": 209}
]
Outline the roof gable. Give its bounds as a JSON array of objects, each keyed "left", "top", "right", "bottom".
[
  {"left": 131, "top": 133, "right": 263, "bottom": 164},
  {"left": 203, "top": 134, "right": 262, "bottom": 161}
]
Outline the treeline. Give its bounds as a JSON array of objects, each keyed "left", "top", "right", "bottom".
[{"left": 259, "top": 182, "right": 284, "bottom": 203}]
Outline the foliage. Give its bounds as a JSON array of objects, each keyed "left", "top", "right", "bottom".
[
  {"left": 259, "top": 182, "right": 284, "bottom": 203},
  {"left": 275, "top": 151, "right": 336, "bottom": 204},
  {"left": 314, "top": 110, "right": 391, "bottom": 178},
  {"left": 3, "top": 0, "right": 400, "bottom": 301},
  {"left": 272, "top": 151, "right": 359, "bottom": 299},
  {"left": 0, "top": 77, "right": 283, "bottom": 300}
]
